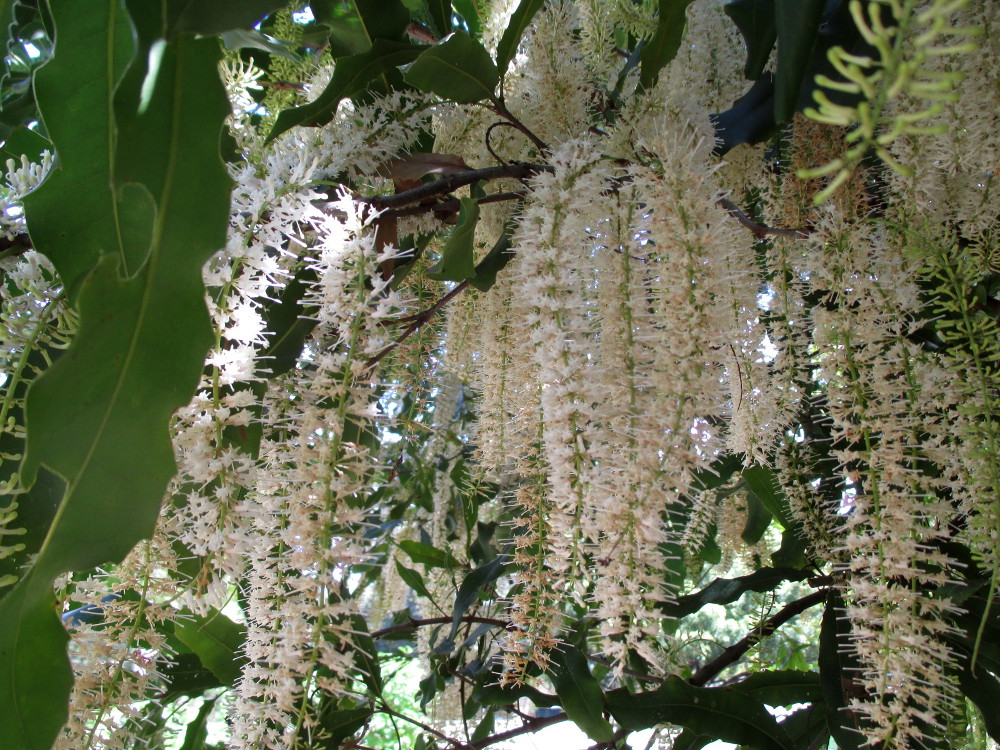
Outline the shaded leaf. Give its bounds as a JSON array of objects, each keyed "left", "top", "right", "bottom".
[
  {"left": 733, "top": 670, "right": 824, "bottom": 706},
  {"left": 818, "top": 593, "right": 864, "bottom": 750},
  {"left": 742, "top": 465, "right": 793, "bottom": 530},
  {"left": 166, "top": 0, "right": 287, "bottom": 36},
  {"left": 396, "top": 560, "right": 434, "bottom": 600},
  {"left": 606, "top": 677, "right": 794, "bottom": 750},
  {"left": 268, "top": 40, "right": 420, "bottom": 140},
  {"left": 724, "top": 0, "right": 775, "bottom": 80},
  {"left": 469, "top": 219, "right": 515, "bottom": 292},
  {"left": 221, "top": 29, "right": 299, "bottom": 60},
  {"left": 173, "top": 610, "right": 248, "bottom": 687},
  {"left": 316, "top": 706, "right": 372, "bottom": 745},
  {"left": 450, "top": 548, "right": 511, "bottom": 639},
  {"left": 495, "top": 0, "right": 544, "bottom": 76},
  {"left": 639, "top": 0, "right": 696, "bottom": 90},
  {"left": 427, "top": 197, "right": 479, "bottom": 281},
  {"left": 551, "top": 645, "right": 615, "bottom": 743},
  {"left": 179, "top": 697, "right": 217, "bottom": 750},
  {"left": 404, "top": 31, "right": 498, "bottom": 103},
  {"left": 957, "top": 664, "right": 1000, "bottom": 741},
  {"left": 741, "top": 492, "right": 773, "bottom": 545},
  {"left": 475, "top": 681, "right": 559, "bottom": 708},
  {"left": 773, "top": 0, "right": 825, "bottom": 122},
  {"left": 661, "top": 567, "right": 811, "bottom": 618}
]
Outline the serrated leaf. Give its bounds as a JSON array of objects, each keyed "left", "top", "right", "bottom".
[
  {"left": 427, "top": 197, "right": 479, "bottom": 281},
  {"left": 551, "top": 645, "right": 615, "bottom": 743},
  {"left": 724, "top": 0, "right": 775, "bottom": 80},
  {"left": 639, "top": 0, "right": 696, "bottom": 90},
  {"left": 1, "top": 22, "right": 231, "bottom": 750},
  {"left": 268, "top": 40, "right": 420, "bottom": 140},
  {"left": 173, "top": 610, "right": 248, "bottom": 687},
  {"left": 21, "top": 2, "right": 134, "bottom": 297},
  {"left": 773, "top": 0, "right": 825, "bottom": 123},
  {"left": 606, "top": 677, "right": 795, "bottom": 750},
  {"left": 495, "top": 0, "right": 544, "bottom": 76},
  {"left": 404, "top": 31, "right": 498, "bottom": 103}
]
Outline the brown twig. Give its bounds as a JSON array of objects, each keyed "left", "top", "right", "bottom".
[
  {"left": 470, "top": 712, "right": 568, "bottom": 749},
  {"left": 717, "top": 197, "right": 811, "bottom": 239},
  {"left": 485, "top": 121, "right": 517, "bottom": 165},
  {"left": 365, "top": 281, "right": 470, "bottom": 371},
  {"left": 485, "top": 99, "right": 550, "bottom": 154},
  {"left": 689, "top": 589, "right": 828, "bottom": 687},
  {"left": 380, "top": 190, "right": 526, "bottom": 222}
]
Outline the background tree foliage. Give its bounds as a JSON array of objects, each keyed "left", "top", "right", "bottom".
[{"left": 0, "top": 0, "right": 997, "bottom": 749}]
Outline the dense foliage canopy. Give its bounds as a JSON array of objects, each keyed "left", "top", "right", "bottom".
[{"left": 0, "top": 0, "right": 998, "bottom": 748}]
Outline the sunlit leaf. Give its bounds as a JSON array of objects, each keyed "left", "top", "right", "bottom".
[{"left": 404, "top": 31, "right": 498, "bottom": 103}]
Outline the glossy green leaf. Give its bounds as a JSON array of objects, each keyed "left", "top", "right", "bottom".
[
  {"left": 450, "top": 549, "right": 511, "bottom": 638},
  {"left": 427, "top": 197, "right": 480, "bottom": 281},
  {"left": 733, "top": 670, "right": 824, "bottom": 706},
  {"left": 399, "top": 539, "right": 458, "bottom": 568},
  {"left": 21, "top": 1, "right": 134, "bottom": 298},
  {"left": 165, "top": 0, "right": 287, "bottom": 36},
  {"left": 495, "top": 0, "right": 544, "bottom": 76},
  {"left": 724, "top": 0, "right": 776, "bottom": 80},
  {"left": 404, "top": 31, "right": 498, "bottom": 103},
  {"left": 451, "top": 0, "right": 481, "bottom": 36},
  {"left": 1, "top": 24, "right": 231, "bottom": 749},
  {"left": 173, "top": 610, "right": 248, "bottom": 687},
  {"left": 426, "top": 0, "right": 451, "bottom": 36},
  {"left": 773, "top": 0, "right": 825, "bottom": 122},
  {"left": 639, "top": 0, "right": 696, "bottom": 90},
  {"left": 551, "top": 645, "right": 615, "bottom": 743},
  {"left": 268, "top": 40, "right": 420, "bottom": 140},
  {"left": 396, "top": 560, "right": 435, "bottom": 600},
  {"left": 607, "top": 678, "right": 794, "bottom": 750},
  {"left": 661, "top": 567, "right": 811, "bottom": 618},
  {"left": 742, "top": 465, "right": 793, "bottom": 529}
]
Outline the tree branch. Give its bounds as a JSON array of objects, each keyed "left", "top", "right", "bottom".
[
  {"left": 717, "top": 198, "right": 811, "bottom": 239},
  {"left": 689, "top": 589, "right": 829, "bottom": 687},
  {"left": 470, "top": 712, "right": 568, "bottom": 749}
]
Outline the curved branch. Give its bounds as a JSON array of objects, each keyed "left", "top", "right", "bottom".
[{"left": 371, "top": 613, "right": 509, "bottom": 640}]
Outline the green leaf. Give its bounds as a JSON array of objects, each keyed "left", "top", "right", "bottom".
[
  {"left": 733, "top": 670, "right": 824, "bottom": 706},
  {"left": 173, "top": 610, "right": 248, "bottom": 687},
  {"left": 778, "top": 704, "right": 829, "bottom": 748},
  {"left": 21, "top": 1, "right": 134, "bottom": 297},
  {"left": 165, "top": 0, "right": 287, "bottom": 36},
  {"left": 639, "top": 0, "right": 696, "bottom": 90},
  {"left": 399, "top": 539, "right": 458, "bottom": 568},
  {"left": 818, "top": 593, "right": 864, "bottom": 750},
  {"left": 661, "top": 567, "right": 811, "bottom": 618},
  {"left": 451, "top": 0, "right": 481, "bottom": 36},
  {"left": 268, "top": 40, "right": 420, "bottom": 140},
  {"left": 606, "top": 677, "right": 795, "bottom": 750},
  {"left": 396, "top": 559, "right": 434, "bottom": 600},
  {"left": 724, "top": 0, "right": 776, "bottom": 80},
  {"left": 1, "top": 23, "right": 231, "bottom": 749},
  {"left": 495, "top": 0, "right": 544, "bottom": 76},
  {"left": 0, "top": 124, "right": 50, "bottom": 164},
  {"left": 550, "top": 645, "right": 615, "bottom": 743},
  {"left": 427, "top": 197, "right": 480, "bottom": 281},
  {"left": 475, "top": 681, "right": 559, "bottom": 708},
  {"left": 258, "top": 265, "right": 319, "bottom": 378},
  {"left": 741, "top": 492, "right": 773, "bottom": 545},
  {"left": 221, "top": 29, "right": 299, "bottom": 60},
  {"left": 179, "top": 697, "right": 218, "bottom": 750},
  {"left": 404, "top": 31, "right": 498, "bottom": 103},
  {"left": 742, "top": 465, "right": 793, "bottom": 529},
  {"left": 316, "top": 706, "right": 372, "bottom": 745},
  {"left": 426, "top": 0, "right": 451, "bottom": 37},
  {"left": 347, "top": 0, "right": 411, "bottom": 45},
  {"left": 469, "top": 219, "right": 515, "bottom": 291},
  {"left": 773, "top": 0, "right": 825, "bottom": 122},
  {"left": 450, "top": 548, "right": 511, "bottom": 639},
  {"left": 958, "top": 664, "right": 1000, "bottom": 741}
]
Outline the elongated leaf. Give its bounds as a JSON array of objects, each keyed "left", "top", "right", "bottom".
[
  {"left": 404, "top": 31, "right": 498, "bottom": 103},
  {"left": 21, "top": 1, "right": 134, "bottom": 297},
  {"left": 1, "top": 24, "right": 231, "bottom": 750},
  {"left": 495, "top": 0, "right": 544, "bottom": 76},
  {"left": 958, "top": 664, "right": 1000, "bottom": 741},
  {"left": 317, "top": 706, "right": 372, "bottom": 745},
  {"left": 349, "top": 0, "right": 411, "bottom": 45},
  {"left": 724, "top": 0, "right": 775, "bottom": 80},
  {"left": 166, "top": 0, "right": 287, "bottom": 36},
  {"left": 469, "top": 219, "right": 515, "bottom": 292},
  {"left": 396, "top": 559, "right": 434, "bottom": 600},
  {"left": 741, "top": 492, "right": 773, "bottom": 545},
  {"left": 551, "top": 645, "right": 615, "bottom": 743},
  {"left": 639, "top": 0, "right": 696, "bottom": 90},
  {"left": 173, "top": 610, "right": 248, "bottom": 687},
  {"left": 661, "top": 567, "right": 811, "bottom": 618},
  {"left": 773, "top": 0, "right": 825, "bottom": 122},
  {"left": 426, "top": 0, "right": 451, "bottom": 37},
  {"left": 268, "top": 40, "right": 420, "bottom": 140},
  {"left": 450, "top": 548, "right": 511, "bottom": 638},
  {"left": 742, "top": 465, "right": 793, "bottom": 529},
  {"left": 607, "top": 678, "right": 794, "bottom": 750},
  {"left": 818, "top": 594, "right": 864, "bottom": 750},
  {"left": 179, "top": 696, "right": 218, "bottom": 750},
  {"left": 451, "top": 0, "right": 481, "bottom": 36},
  {"left": 221, "top": 29, "right": 299, "bottom": 60},
  {"left": 399, "top": 539, "right": 457, "bottom": 568},
  {"left": 733, "top": 670, "right": 823, "bottom": 706},
  {"left": 427, "top": 197, "right": 479, "bottom": 281}
]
